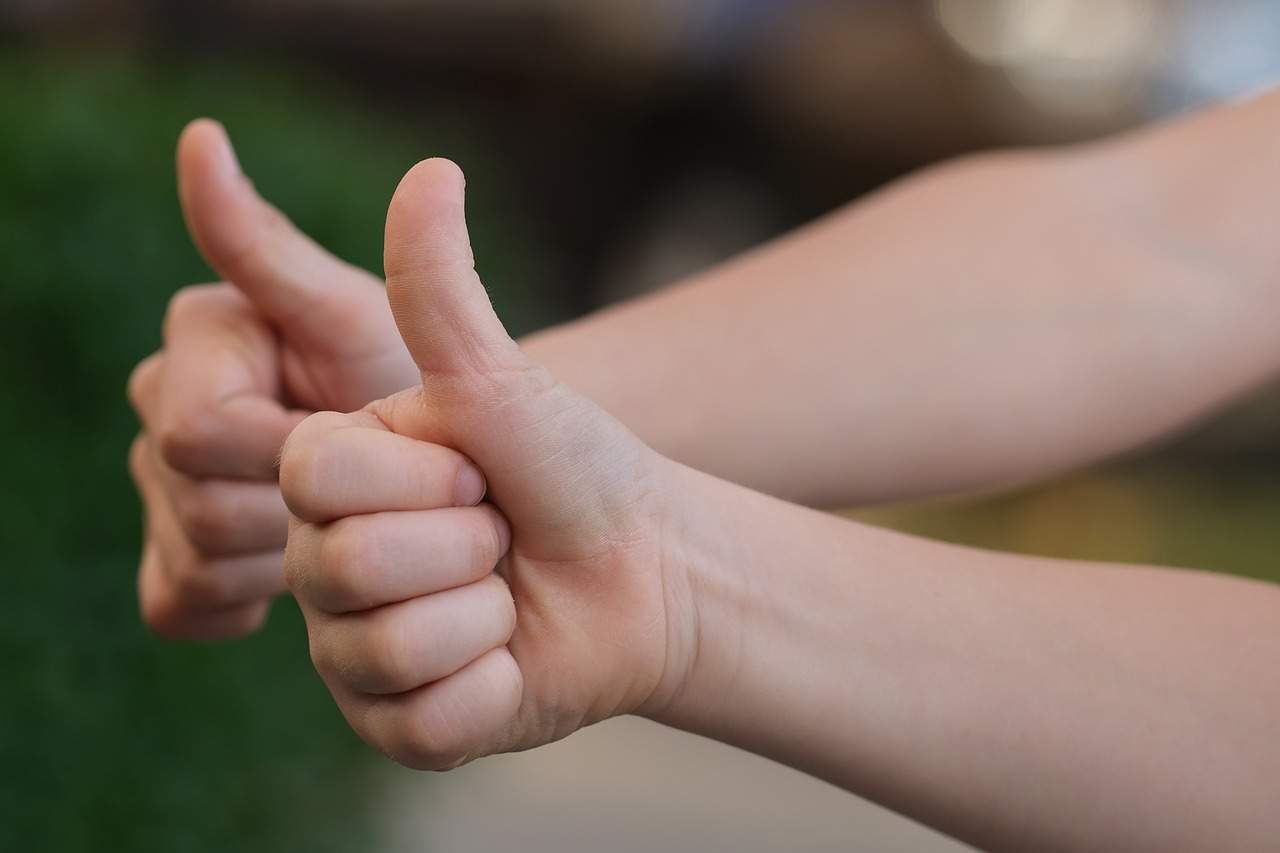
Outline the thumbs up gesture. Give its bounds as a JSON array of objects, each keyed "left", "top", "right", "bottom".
[
  {"left": 280, "top": 160, "right": 690, "bottom": 767},
  {"left": 127, "top": 120, "right": 419, "bottom": 639}
]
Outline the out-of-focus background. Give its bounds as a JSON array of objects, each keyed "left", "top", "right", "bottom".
[{"left": 2, "top": 1, "right": 1278, "bottom": 850}]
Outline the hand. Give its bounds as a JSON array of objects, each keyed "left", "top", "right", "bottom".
[
  {"left": 127, "top": 119, "right": 418, "bottom": 639},
  {"left": 281, "top": 159, "right": 693, "bottom": 768}
]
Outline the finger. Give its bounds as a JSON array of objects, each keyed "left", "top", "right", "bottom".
[
  {"left": 280, "top": 411, "right": 486, "bottom": 523},
  {"left": 139, "top": 544, "right": 272, "bottom": 641},
  {"left": 383, "top": 158, "right": 525, "bottom": 381},
  {"left": 137, "top": 437, "right": 289, "bottom": 606},
  {"left": 309, "top": 573, "right": 516, "bottom": 695},
  {"left": 336, "top": 647, "right": 523, "bottom": 770},
  {"left": 160, "top": 545, "right": 288, "bottom": 611},
  {"left": 146, "top": 490, "right": 289, "bottom": 607},
  {"left": 157, "top": 283, "right": 307, "bottom": 479},
  {"left": 376, "top": 160, "right": 616, "bottom": 544},
  {"left": 159, "top": 394, "right": 306, "bottom": 480},
  {"left": 177, "top": 118, "right": 389, "bottom": 349},
  {"left": 138, "top": 430, "right": 291, "bottom": 554},
  {"left": 156, "top": 461, "right": 292, "bottom": 555},
  {"left": 287, "top": 505, "right": 510, "bottom": 613},
  {"left": 127, "top": 351, "right": 164, "bottom": 416}
]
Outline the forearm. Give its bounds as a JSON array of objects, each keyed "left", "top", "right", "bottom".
[
  {"left": 651, "top": 461, "right": 1280, "bottom": 852},
  {"left": 526, "top": 94, "right": 1280, "bottom": 507}
]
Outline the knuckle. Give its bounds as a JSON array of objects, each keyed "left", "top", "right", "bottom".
[
  {"left": 164, "top": 281, "right": 240, "bottom": 318},
  {"left": 282, "top": 537, "right": 309, "bottom": 596},
  {"left": 128, "top": 436, "right": 150, "bottom": 484},
  {"left": 317, "top": 520, "right": 377, "bottom": 610},
  {"left": 279, "top": 412, "right": 351, "bottom": 520},
  {"left": 393, "top": 712, "right": 468, "bottom": 771},
  {"left": 175, "top": 485, "right": 239, "bottom": 553},
  {"left": 156, "top": 408, "right": 222, "bottom": 473},
  {"left": 142, "top": 607, "right": 190, "bottom": 641},
  {"left": 126, "top": 355, "right": 161, "bottom": 412},
  {"left": 170, "top": 556, "right": 235, "bottom": 608},
  {"left": 140, "top": 551, "right": 267, "bottom": 639},
  {"left": 488, "top": 575, "right": 517, "bottom": 636},
  {"left": 277, "top": 442, "right": 316, "bottom": 517},
  {"left": 286, "top": 410, "right": 353, "bottom": 447},
  {"left": 278, "top": 443, "right": 325, "bottom": 520},
  {"left": 225, "top": 603, "right": 270, "bottom": 637},
  {"left": 307, "top": 631, "right": 334, "bottom": 678},
  {"left": 162, "top": 284, "right": 222, "bottom": 336},
  {"left": 470, "top": 510, "right": 505, "bottom": 569},
  {"left": 361, "top": 616, "right": 414, "bottom": 692},
  {"left": 139, "top": 579, "right": 181, "bottom": 637},
  {"left": 162, "top": 287, "right": 200, "bottom": 330}
]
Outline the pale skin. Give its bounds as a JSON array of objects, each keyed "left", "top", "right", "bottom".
[{"left": 126, "top": 95, "right": 1280, "bottom": 849}]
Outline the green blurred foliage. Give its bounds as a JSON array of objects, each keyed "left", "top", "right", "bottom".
[{"left": 0, "top": 49, "right": 552, "bottom": 851}]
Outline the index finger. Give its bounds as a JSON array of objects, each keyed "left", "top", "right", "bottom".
[
  {"left": 280, "top": 411, "right": 486, "bottom": 523},
  {"left": 156, "top": 283, "right": 306, "bottom": 479}
]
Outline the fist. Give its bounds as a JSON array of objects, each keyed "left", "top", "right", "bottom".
[
  {"left": 281, "top": 159, "right": 691, "bottom": 768},
  {"left": 281, "top": 411, "right": 520, "bottom": 765},
  {"left": 128, "top": 119, "right": 416, "bottom": 639},
  {"left": 128, "top": 285, "right": 306, "bottom": 639}
]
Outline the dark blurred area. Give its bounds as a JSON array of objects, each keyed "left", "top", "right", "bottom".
[
  {"left": 2, "top": 2, "right": 1278, "bottom": 851},
  {"left": 16, "top": 0, "right": 1280, "bottom": 312}
]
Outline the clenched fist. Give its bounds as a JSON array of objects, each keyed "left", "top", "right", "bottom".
[
  {"left": 281, "top": 160, "right": 692, "bottom": 768},
  {"left": 127, "top": 120, "right": 418, "bottom": 639}
]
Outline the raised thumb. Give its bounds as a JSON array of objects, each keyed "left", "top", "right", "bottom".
[
  {"left": 177, "top": 118, "right": 388, "bottom": 349},
  {"left": 383, "top": 159, "right": 523, "bottom": 381}
]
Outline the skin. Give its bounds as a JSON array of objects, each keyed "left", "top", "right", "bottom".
[
  {"left": 275, "top": 159, "right": 1280, "bottom": 851},
  {"left": 658, "top": 466, "right": 1280, "bottom": 851},
  {"left": 282, "top": 161, "right": 678, "bottom": 759},
  {"left": 125, "top": 97, "right": 1280, "bottom": 847},
  {"left": 525, "top": 92, "right": 1280, "bottom": 506},
  {"left": 129, "top": 95, "right": 1280, "bottom": 637},
  {"left": 127, "top": 120, "right": 417, "bottom": 638}
]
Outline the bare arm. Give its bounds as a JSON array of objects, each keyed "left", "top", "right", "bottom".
[
  {"left": 527, "top": 92, "right": 1280, "bottom": 507},
  {"left": 654, "top": 460, "right": 1280, "bottom": 852},
  {"left": 138, "top": 93, "right": 1280, "bottom": 639},
  {"left": 282, "top": 160, "right": 1280, "bottom": 851}
]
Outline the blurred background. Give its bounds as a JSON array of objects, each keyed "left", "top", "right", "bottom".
[{"left": 2, "top": 1, "right": 1278, "bottom": 850}]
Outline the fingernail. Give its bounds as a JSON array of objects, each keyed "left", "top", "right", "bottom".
[{"left": 454, "top": 463, "right": 487, "bottom": 506}]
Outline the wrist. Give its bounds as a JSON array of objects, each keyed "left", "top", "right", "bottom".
[
  {"left": 635, "top": 458, "right": 847, "bottom": 735},
  {"left": 634, "top": 458, "right": 739, "bottom": 723}
]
